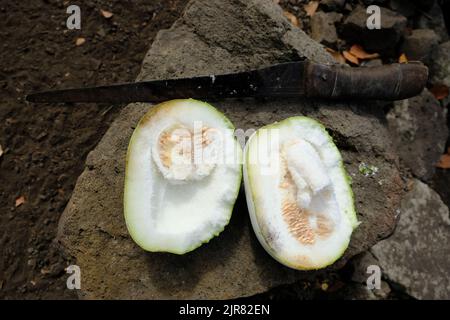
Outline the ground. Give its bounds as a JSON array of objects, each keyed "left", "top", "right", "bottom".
[{"left": 0, "top": 0, "right": 188, "bottom": 299}]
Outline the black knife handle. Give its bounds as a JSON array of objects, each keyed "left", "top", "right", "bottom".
[{"left": 305, "top": 62, "right": 428, "bottom": 100}]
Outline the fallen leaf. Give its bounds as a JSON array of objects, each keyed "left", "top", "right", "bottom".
[
  {"left": 40, "top": 268, "right": 51, "bottom": 275},
  {"left": 436, "top": 150, "right": 450, "bottom": 169},
  {"left": 15, "top": 196, "right": 25, "bottom": 207},
  {"left": 343, "top": 50, "right": 359, "bottom": 65},
  {"left": 429, "top": 84, "right": 449, "bottom": 100},
  {"left": 304, "top": 1, "right": 319, "bottom": 17},
  {"left": 399, "top": 53, "right": 408, "bottom": 63},
  {"left": 100, "top": 9, "right": 113, "bottom": 19},
  {"left": 75, "top": 37, "right": 86, "bottom": 46},
  {"left": 283, "top": 11, "right": 300, "bottom": 28},
  {"left": 349, "top": 44, "right": 380, "bottom": 60},
  {"left": 326, "top": 48, "right": 346, "bottom": 64}
]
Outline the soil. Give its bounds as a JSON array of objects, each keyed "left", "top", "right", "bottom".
[{"left": 0, "top": 0, "right": 188, "bottom": 299}]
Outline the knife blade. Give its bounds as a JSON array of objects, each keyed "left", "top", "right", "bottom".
[{"left": 26, "top": 60, "right": 428, "bottom": 103}]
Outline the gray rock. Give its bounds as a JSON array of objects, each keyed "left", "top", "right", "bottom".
[
  {"left": 400, "top": 29, "right": 440, "bottom": 64},
  {"left": 417, "top": 2, "right": 449, "bottom": 43},
  {"left": 344, "top": 251, "right": 391, "bottom": 300},
  {"left": 362, "top": 59, "right": 383, "bottom": 67},
  {"left": 350, "top": 251, "right": 380, "bottom": 284},
  {"left": 387, "top": 89, "right": 448, "bottom": 181},
  {"left": 310, "top": 12, "right": 343, "bottom": 46},
  {"left": 341, "top": 5, "right": 407, "bottom": 54},
  {"left": 433, "top": 168, "right": 450, "bottom": 210},
  {"left": 320, "top": 0, "right": 346, "bottom": 11},
  {"left": 362, "top": 0, "right": 388, "bottom": 5},
  {"left": 58, "top": 0, "right": 403, "bottom": 299},
  {"left": 371, "top": 179, "right": 450, "bottom": 299},
  {"left": 339, "top": 282, "right": 391, "bottom": 300},
  {"left": 431, "top": 41, "right": 450, "bottom": 87},
  {"left": 389, "top": 0, "right": 417, "bottom": 17},
  {"left": 411, "top": 0, "right": 435, "bottom": 11}
]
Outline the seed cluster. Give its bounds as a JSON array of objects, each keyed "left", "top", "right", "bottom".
[
  {"left": 279, "top": 153, "right": 334, "bottom": 245},
  {"left": 157, "top": 125, "right": 214, "bottom": 169}
]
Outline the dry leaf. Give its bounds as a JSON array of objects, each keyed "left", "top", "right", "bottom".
[
  {"left": 304, "top": 1, "right": 319, "bottom": 17},
  {"left": 283, "top": 11, "right": 300, "bottom": 27},
  {"left": 429, "top": 84, "right": 449, "bottom": 100},
  {"left": 349, "top": 45, "right": 380, "bottom": 60},
  {"left": 399, "top": 53, "right": 408, "bottom": 63},
  {"left": 100, "top": 9, "right": 113, "bottom": 19},
  {"left": 343, "top": 50, "right": 359, "bottom": 65},
  {"left": 326, "top": 48, "right": 346, "bottom": 64},
  {"left": 15, "top": 196, "right": 25, "bottom": 207},
  {"left": 40, "top": 268, "right": 51, "bottom": 275},
  {"left": 75, "top": 37, "right": 86, "bottom": 46},
  {"left": 436, "top": 149, "right": 450, "bottom": 169}
]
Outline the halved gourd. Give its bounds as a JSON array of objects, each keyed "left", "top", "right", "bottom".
[
  {"left": 244, "top": 117, "right": 358, "bottom": 270},
  {"left": 124, "top": 99, "right": 242, "bottom": 254}
]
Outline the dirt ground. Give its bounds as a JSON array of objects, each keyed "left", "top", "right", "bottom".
[{"left": 0, "top": 0, "right": 188, "bottom": 299}]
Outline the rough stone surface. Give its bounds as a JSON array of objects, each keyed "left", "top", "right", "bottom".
[
  {"left": 310, "top": 12, "right": 342, "bottom": 46},
  {"left": 400, "top": 29, "right": 440, "bottom": 64},
  {"left": 386, "top": 89, "right": 448, "bottom": 181},
  {"left": 341, "top": 5, "right": 407, "bottom": 54},
  {"left": 347, "top": 252, "right": 391, "bottom": 300},
  {"left": 58, "top": 0, "right": 404, "bottom": 299},
  {"left": 417, "top": 2, "right": 449, "bottom": 43},
  {"left": 431, "top": 41, "right": 450, "bottom": 87},
  {"left": 389, "top": 0, "right": 417, "bottom": 17},
  {"left": 371, "top": 179, "right": 450, "bottom": 299},
  {"left": 433, "top": 168, "right": 450, "bottom": 210},
  {"left": 320, "top": 0, "right": 346, "bottom": 11}
]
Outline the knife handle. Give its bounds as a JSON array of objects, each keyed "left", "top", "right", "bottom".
[{"left": 305, "top": 62, "right": 428, "bottom": 100}]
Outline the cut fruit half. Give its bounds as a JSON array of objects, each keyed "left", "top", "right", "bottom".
[
  {"left": 124, "top": 99, "right": 242, "bottom": 254},
  {"left": 244, "top": 117, "right": 358, "bottom": 270}
]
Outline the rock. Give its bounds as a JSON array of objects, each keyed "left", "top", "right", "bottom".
[
  {"left": 361, "top": 0, "right": 388, "bottom": 5},
  {"left": 371, "top": 179, "right": 450, "bottom": 299},
  {"left": 416, "top": 2, "right": 449, "bottom": 42},
  {"left": 338, "top": 282, "right": 391, "bottom": 300},
  {"left": 411, "top": 0, "right": 436, "bottom": 11},
  {"left": 344, "top": 251, "right": 391, "bottom": 300},
  {"left": 362, "top": 58, "right": 383, "bottom": 67},
  {"left": 320, "top": 0, "right": 346, "bottom": 11},
  {"left": 433, "top": 168, "right": 450, "bottom": 209},
  {"left": 310, "top": 11, "right": 343, "bottom": 46},
  {"left": 400, "top": 29, "right": 440, "bottom": 64},
  {"left": 58, "top": 0, "right": 403, "bottom": 299},
  {"left": 386, "top": 89, "right": 448, "bottom": 181},
  {"left": 389, "top": 0, "right": 417, "bottom": 17},
  {"left": 350, "top": 251, "right": 380, "bottom": 284},
  {"left": 430, "top": 41, "right": 450, "bottom": 86},
  {"left": 341, "top": 5, "right": 407, "bottom": 55}
]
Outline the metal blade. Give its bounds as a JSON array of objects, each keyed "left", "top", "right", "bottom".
[{"left": 26, "top": 61, "right": 307, "bottom": 103}]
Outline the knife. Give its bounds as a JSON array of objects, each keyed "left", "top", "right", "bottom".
[{"left": 26, "top": 60, "right": 428, "bottom": 103}]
